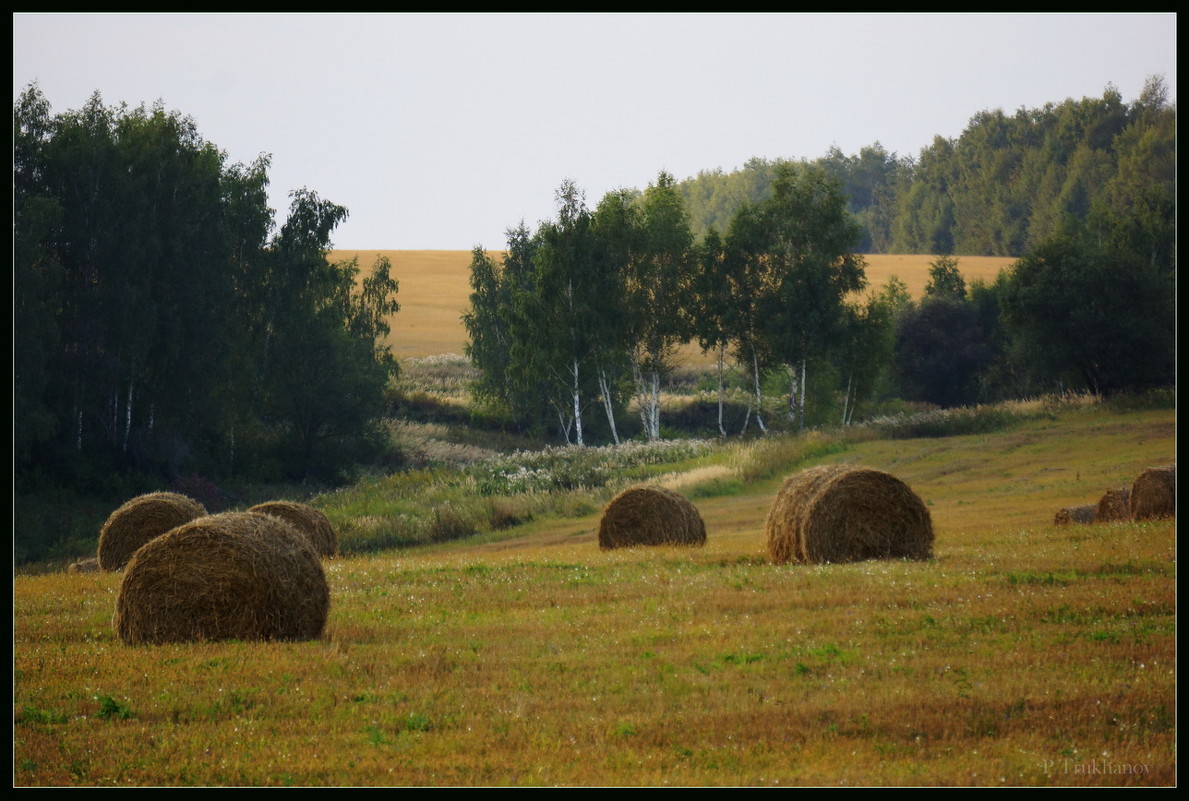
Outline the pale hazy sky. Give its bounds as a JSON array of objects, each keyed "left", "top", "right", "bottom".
[{"left": 13, "top": 12, "right": 1176, "bottom": 251}]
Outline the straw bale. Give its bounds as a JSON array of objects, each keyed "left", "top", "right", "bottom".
[
  {"left": 766, "top": 465, "right": 933, "bottom": 564},
  {"left": 97, "top": 491, "right": 208, "bottom": 571},
  {"left": 1093, "top": 488, "right": 1131, "bottom": 523},
  {"left": 765, "top": 464, "right": 851, "bottom": 565},
  {"left": 597, "top": 486, "right": 707, "bottom": 549},
  {"left": 1130, "top": 465, "right": 1176, "bottom": 520},
  {"left": 1054, "top": 505, "right": 1096, "bottom": 526},
  {"left": 248, "top": 500, "right": 339, "bottom": 557},
  {"left": 114, "top": 511, "right": 330, "bottom": 645}
]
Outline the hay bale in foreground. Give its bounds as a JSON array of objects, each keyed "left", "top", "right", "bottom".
[
  {"left": 767, "top": 465, "right": 933, "bottom": 565},
  {"left": 67, "top": 556, "right": 100, "bottom": 574},
  {"left": 1094, "top": 488, "right": 1131, "bottom": 523},
  {"left": 765, "top": 464, "right": 852, "bottom": 565},
  {"left": 1054, "top": 505, "right": 1096, "bottom": 526},
  {"left": 97, "top": 491, "right": 208, "bottom": 571},
  {"left": 248, "top": 500, "right": 339, "bottom": 557},
  {"left": 597, "top": 486, "right": 706, "bottom": 550},
  {"left": 114, "top": 511, "right": 330, "bottom": 645},
  {"left": 1130, "top": 465, "right": 1176, "bottom": 520}
]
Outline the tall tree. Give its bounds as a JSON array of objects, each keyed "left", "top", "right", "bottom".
[
  {"left": 588, "top": 190, "right": 638, "bottom": 444},
  {"left": 722, "top": 202, "right": 776, "bottom": 434},
  {"left": 923, "top": 255, "right": 966, "bottom": 300},
  {"left": 257, "top": 190, "right": 400, "bottom": 480},
  {"left": 512, "top": 181, "right": 603, "bottom": 445},
  {"left": 999, "top": 231, "right": 1174, "bottom": 396},
  {"left": 626, "top": 171, "right": 695, "bottom": 441},
  {"left": 757, "top": 162, "right": 866, "bottom": 429},
  {"left": 690, "top": 228, "right": 733, "bottom": 436}
]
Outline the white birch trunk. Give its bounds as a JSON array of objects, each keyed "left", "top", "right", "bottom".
[
  {"left": 716, "top": 347, "right": 727, "bottom": 437},
  {"left": 571, "top": 356, "right": 584, "bottom": 447},
  {"left": 788, "top": 366, "right": 798, "bottom": 425},
  {"left": 751, "top": 347, "right": 767, "bottom": 434},
  {"left": 597, "top": 369, "right": 620, "bottom": 446},
  {"left": 649, "top": 369, "right": 661, "bottom": 441},
  {"left": 799, "top": 358, "right": 807, "bottom": 430}
]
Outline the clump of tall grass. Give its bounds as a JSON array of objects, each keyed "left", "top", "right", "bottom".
[
  {"left": 319, "top": 438, "right": 715, "bottom": 554},
  {"left": 472, "top": 439, "right": 713, "bottom": 496},
  {"left": 728, "top": 430, "right": 846, "bottom": 484},
  {"left": 397, "top": 353, "right": 477, "bottom": 400},
  {"left": 863, "top": 393, "right": 1103, "bottom": 439}
]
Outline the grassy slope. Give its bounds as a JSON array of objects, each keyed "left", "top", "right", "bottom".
[
  {"left": 14, "top": 405, "right": 1175, "bottom": 787},
  {"left": 329, "top": 251, "right": 1017, "bottom": 360}
]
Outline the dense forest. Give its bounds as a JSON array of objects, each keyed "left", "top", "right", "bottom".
[
  {"left": 12, "top": 78, "right": 1176, "bottom": 563},
  {"left": 677, "top": 77, "right": 1175, "bottom": 260},
  {"left": 13, "top": 84, "right": 401, "bottom": 505}
]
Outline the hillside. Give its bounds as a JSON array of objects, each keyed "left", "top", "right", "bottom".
[{"left": 329, "top": 251, "right": 1017, "bottom": 360}]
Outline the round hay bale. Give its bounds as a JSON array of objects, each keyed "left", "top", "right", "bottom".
[
  {"left": 1130, "top": 465, "right": 1176, "bottom": 520},
  {"left": 97, "top": 491, "right": 208, "bottom": 571},
  {"left": 781, "top": 466, "right": 933, "bottom": 564},
  {"left": 765, "top": 464, "right": 852, "bottom": 565},
  {"left": 597, "top": 486, "right": 706, "bottom": 550},
  {"left": 248, "top": 500, "right": 338, "bottom": 557},
  {"left": 1054, "top": 505, "right": 1096, "bottom": 526},
  {"left": 67, "top": 556, "right": 100, "bottom": 574},
  {"left": 1093, "top": 487, "right": 1131, "bottom": 523},
  {"left": 114, "top": 511, "right": 330, "bottom": 645}
]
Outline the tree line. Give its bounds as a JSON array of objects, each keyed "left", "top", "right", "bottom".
[
  {"left": 14, "top": 84, "right": 400, "bottom": 492},
  {"left": 464, "top": 102, "right": 1175, "bottom": 443},
  {"left": 677, "top": 76, "right": 1175, "bottom": 262}
]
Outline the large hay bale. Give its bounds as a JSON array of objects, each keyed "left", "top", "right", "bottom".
[
  {"left": 765, "top": 464, "right": 851, "bottom": 565},
  {"left": 248, "top": 500, "right": 338, "bottom": 557},
  {"left": 114, "top": 511, "right": 330, "bottom": 645},
  {"left": 97, "top": 491, "right": 208, "bottom": 571},
  {"left": 597, "top": 486, "right": 707, "bottom": 550},
  {"left": 1130, "top": 465, "right": 1176, "bottom": 520},
  {"left": 1094, "top": 487, "right": 1131, "bottom": 523},
  {"left": 1054, "top": 505, "right": 1096, "bottom": 526},
  {"left": 767, "top": 465, "right": 933, "bottom": 565}
]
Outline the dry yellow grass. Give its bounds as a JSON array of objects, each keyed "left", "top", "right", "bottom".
[{"left": 329, "top": 251, "right": 1017, "bottom": 361}]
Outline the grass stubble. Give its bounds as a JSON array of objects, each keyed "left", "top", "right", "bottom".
[{"left": 13, "top": 402, "right": 1174, "bottom": 786}]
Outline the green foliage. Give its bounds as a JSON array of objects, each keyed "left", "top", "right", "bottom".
[
  {"left": 13, "top": 85, "right": 401, "bottom": 557},
  {"left": 96, "top": 695, "right": 133, "bottom": 721},
  {"left": 999, "top": 231, "right": 1174, "bottom": 396},
  {"left": 895, "top": 296, "right": 993, "bottom": 408},
  {"left": 923, "top": 255, "right": 966, "bottom": 299}
]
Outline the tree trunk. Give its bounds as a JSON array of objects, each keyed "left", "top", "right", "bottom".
[
  {"left": 571, "top": 356, "right": 584, "bottom": 447},
  {"left": 597, "top": 369, "right": 620, "bottom": 446},
  {"left": 751, "top": 347, "right": 767, "bottom": 434},
  {"left": 799, "top": 358, "right": 807, "bottom": 430},
  {"left": 716, "top": 346, "right": 727, "bottom": 438},
  {"left": 841, "top": 372, "right": 853, "bottom": 426}
]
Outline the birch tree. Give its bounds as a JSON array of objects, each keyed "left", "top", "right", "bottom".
[{"left": 626, "top": 172, "right": 695, "bottom": 441}]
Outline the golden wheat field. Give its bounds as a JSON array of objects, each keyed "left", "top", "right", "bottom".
[{"left": 329, "top": 251, "right": 1017, "bottom": 361}]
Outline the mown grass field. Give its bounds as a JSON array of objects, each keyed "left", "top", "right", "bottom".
[
  {"left": 14, "top": 402, "right": 1175, "bottom": 787},
  {"left": 329, "top": 251, "right": 1018, "bottom": 360}
]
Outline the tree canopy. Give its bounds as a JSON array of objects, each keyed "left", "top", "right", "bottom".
[{"left": 14, "top": 84, "right": 400, "bottom": 495}]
